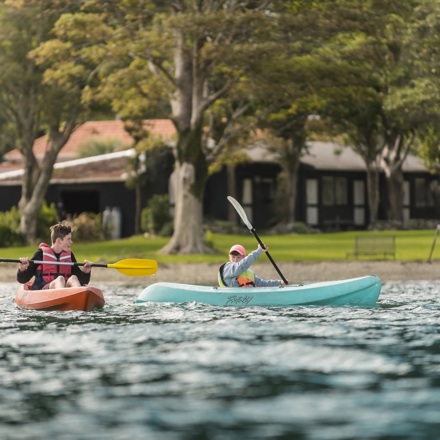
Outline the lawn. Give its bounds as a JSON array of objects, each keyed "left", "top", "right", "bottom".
[{"left": 1, "top": 229, "right": 438, "bottom": 263}]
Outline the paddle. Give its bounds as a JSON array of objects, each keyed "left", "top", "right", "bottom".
[
  {"left": 428, "top": 224, "right": 440, "bottom": 263},
  {"left": 0, "top": 258, "right": 158, "bottom": 277},
  {"left": 227, "top": 196, "right": 288, "bottom": 284}
]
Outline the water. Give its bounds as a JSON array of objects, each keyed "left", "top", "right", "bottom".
[{"left": 1, "top": 281, "right": 439, "bottom": 439}]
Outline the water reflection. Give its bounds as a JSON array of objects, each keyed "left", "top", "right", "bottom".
[{"left": 0, "top": 281, "right": 439, "bottom": 439}]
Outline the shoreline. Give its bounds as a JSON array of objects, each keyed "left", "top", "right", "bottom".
[{"left": 0, "top": 261, "right": 439, "bottom": 286}]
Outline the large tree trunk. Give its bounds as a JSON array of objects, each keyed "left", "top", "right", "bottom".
[
  {"left": 285, "top": 166, "right": 299, "bottom": 225},
  {"left": 19, "top": 195, "right": 44, "bottom": 243},
  {"left": 134, "top": 184, "right": 142, "bottom": 235},
  {"left": 383, "top": 164, "right": 404, "bottom": 223},
  {"left": 18, "top": 121, "right": 78, "bottom": 243},
  {"left": 365, "top": 164, "right": 380, "bottom": 229},
  {"left": 161, "top": 162, "right": 214, "bottom": 254},
  {"left": 227, "top": 164, "right": 237, "bottom": 222},
  {"left": 380, "top": 132, "right": 413, "bottom": 224},
  {"left": 19, "top": 158, "right": 55, "bottom": 243},
  {"left": 284, "top": 136, "right": 303, "bottom": 225}
]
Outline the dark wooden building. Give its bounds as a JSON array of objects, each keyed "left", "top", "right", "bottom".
[{"left": 1, "top": 121, "right": 438, "bottom": 237}]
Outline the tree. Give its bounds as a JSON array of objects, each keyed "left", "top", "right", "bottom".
[
  {"left": 123, "top": 121, "right": 167, "bottom": 235},
  {"left": 0, "top": 1, "right": 95, "bottom": 243},
  {"left": 38, "top": 0, "right": 306, "bottom": 253},
  {"left": 316, "top": 0, "right": 428, "bottom": 226},
  {"left": 318, "top": 81, "right": 384, "bottom": 227},
  {"left": 0, "top": 116, "right": 14, "bottom": 161},
  {"left": 251, "top": 57, "right": 324, "bottom": 226},
  {"left": 402, "top": 1, "right": 440, "bottom": 175}
]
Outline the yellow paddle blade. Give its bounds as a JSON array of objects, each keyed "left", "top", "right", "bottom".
[{"left": 105, "top": 259, "right": 158, "bottom": 276}]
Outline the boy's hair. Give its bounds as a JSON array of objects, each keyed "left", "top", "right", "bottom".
[{"left": 50, "top": 223, "right": 72, "bottom": 244}]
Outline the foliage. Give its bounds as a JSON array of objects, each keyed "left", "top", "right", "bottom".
[
  {"left": 36, "top": 201, "right": 59, "bottom": 242},
  {"left": 0, "top": 205, "right": 21, "bottom": 231},
  {"left": 0, "top": 1, "right": 101, "bottom": 244},
  {"left": 0, "top": 206, "right": 103, "bottom": 246},
  {"left": 3, "top": 0, "right": 440, "bottom": 250},
  {"left": 0, "top": 118, "right": 15, "bottom": 160},
  {"left": 34, "top": 0, "right": 325, "bottom": 254},
  {"left": 0, "top": 201, "right": 58, "bottom": 246},
  {"left": 0, "top": 225, "right": 22, "bottom": 247},
  {"left": 70, "top": 212, "right": 104, "bottom": 243},
  {"left": 78, "top": 138, "right": 124, "bottom": 158},
  {"left": 141, "top": 194, "right": 172, "bottom": 236},
  {"left": 418, "top": 125, "right": 440, "bottom": 174},
  {"left": 0, "top": 206, "right": 24, "bottom": 247}
]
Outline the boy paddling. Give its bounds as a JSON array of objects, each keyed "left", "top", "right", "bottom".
[{"left": 17, "top": 223, "right": 92, "bottom": 290}]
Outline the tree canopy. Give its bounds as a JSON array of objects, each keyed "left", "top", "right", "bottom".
[{"left": 2, "top": 0, "right": 440, "bottom": 245}]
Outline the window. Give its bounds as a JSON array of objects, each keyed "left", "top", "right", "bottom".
[
  {"left": 306, "top": 179, "right": 318, "bottom": 204},
  {"left": 306, "top": 179, "right": 318, "bottom": 225},
  {"left": 415, "top": 178, "right": 434, "bottom": 207},
  {"left": 322, "top": 176, "right": 347, "bottom": 206}
]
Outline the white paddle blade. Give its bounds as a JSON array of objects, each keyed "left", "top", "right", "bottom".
[{"left": 227, "top": 196, "right": 253, "bottom": 230}]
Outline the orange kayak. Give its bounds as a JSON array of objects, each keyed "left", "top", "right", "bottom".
[{"left": 15, "top": 283, "right": 105, "bottom": 312}]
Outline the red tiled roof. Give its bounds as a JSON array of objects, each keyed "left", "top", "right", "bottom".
[{"left": 4, "top": 119, "right": 176, "bottom": 162}]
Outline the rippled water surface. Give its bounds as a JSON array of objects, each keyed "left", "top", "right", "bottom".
[{"left": 1, "top": 280, "right": 440, "bottom": 439}]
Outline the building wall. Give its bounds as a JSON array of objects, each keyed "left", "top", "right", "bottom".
[
  {"left": 0, "top": 185, "right": 21, "bottom": 212},
  {"left": 45, "top": 182, "right": 136, "bottom": 237},
  {"left": 1, "top": 161, "right": 438, "bottom": 236},
  {"left": 297, "top": 167, "right": 369, "bottom": 230}
]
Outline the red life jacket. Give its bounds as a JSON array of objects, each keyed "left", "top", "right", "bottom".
[{"left": 38, "top": 242, "right": 72, "bottom": 283}]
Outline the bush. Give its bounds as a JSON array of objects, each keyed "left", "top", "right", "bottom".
[
  {"left": 141, "top": 194, "right": 172, "bottom": 236},
  {"left": 0, "top": 201, "right": 64, "bottom": 246},
  {"left": 0, "top": 206, "right": 24, "bottom": 247},
  {"left": 159, "top": 221, "right": 174, "bottom": 237},
  {"left": 36, "top": 202, "right": 59, "bottom": 242},
  {"left": 70, "top": 212, "right": 104, "bottom": 242},
  {"left": 0, "top": 203, "right": 104, "bottom": 246},
  {"left": 0, "top": 205, "right": 20, "bottom": 229},
  {"left": 0, "top": 224, "right": 24, "bottom": 247}
]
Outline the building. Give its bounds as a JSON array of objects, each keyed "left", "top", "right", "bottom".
[
  {"left": 0, "top": 120, "right": 438, "bottom": 236},
  {"left": 0, "top": 120, "right": 175, "bottom": 237}
]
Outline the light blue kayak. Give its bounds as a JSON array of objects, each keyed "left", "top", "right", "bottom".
[{"left": 135, "top": 275, "right": 382, "bottom": 307}]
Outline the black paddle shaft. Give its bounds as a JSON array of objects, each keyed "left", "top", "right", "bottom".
[{"left": 249, "top": 228, "right": 288, "bottom": 284}]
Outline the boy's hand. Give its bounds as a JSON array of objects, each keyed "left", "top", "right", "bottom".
[
  {"left": 82, "top": 260, "right": 93, "bottom": 273},
  {"left": 18, "top": 257, "right": 29, "bottom": 272}
]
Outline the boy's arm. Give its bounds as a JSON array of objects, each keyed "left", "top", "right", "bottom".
[
  {"left": 16, "top": 249, "right": 42, "bottom": 283},
  {"left": 70, "top": 253, "right": 91, "bottom": 285}
]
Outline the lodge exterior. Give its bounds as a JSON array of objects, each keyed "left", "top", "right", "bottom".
[{"left": 0, "top": 120, "right": 438, "bottom": 237}]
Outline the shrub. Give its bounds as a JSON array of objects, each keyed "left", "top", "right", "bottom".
[
  {"left": 70, "top": 212, "right": 104, "bottom": 242},
  {"left": 0, "top": 206, "right": 24, "bottom": 246},
  {"left": 159, "top": 221, "right": 174, "bottom": 237},
  {"left": 36, "top": 202, "right": 59, "bottom": 242},
  {"left": 141, "top": 194, "right": 172, "bottom": 236},
  {"left": 0, "top": 224, "right": 24, "bottom": 247},
  {"left": 0, "top": 201, "right": 65, "bottom": 246},
  {"left": 78, "top": 138, "right": 123, "bottom": 158}
]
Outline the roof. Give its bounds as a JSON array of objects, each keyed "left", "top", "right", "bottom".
[
  {"left": 3, "top": 119, "right": 175, "bottom": 162},
  {"left": 245, "top": 140, "right": 427, "bottom": 172},
  {"left": 302, "top": 141, "right": 366, "bottom": 170},
  {"left": 0, "top": 119, "right": 176, "bottom": 183},
  {"left": 0, "top": 120, "right": 429, "bottom": 185},
  {"left": 0, "top": 150, "right": 137, "bottom": 184},
  {"left": 302, "top": 141, "right": 427, "bottom": 172}
]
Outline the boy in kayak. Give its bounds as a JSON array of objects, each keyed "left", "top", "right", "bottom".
[
  {"left": 218, "top": 244, "right": 288, "bottom": 287},
  {"left": 17, "top": 223, "right": 92, "bottom": 290}
]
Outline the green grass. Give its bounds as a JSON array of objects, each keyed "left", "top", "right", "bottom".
[{"left": 1, "top": 229, "right": 439, "bottom": 263}]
